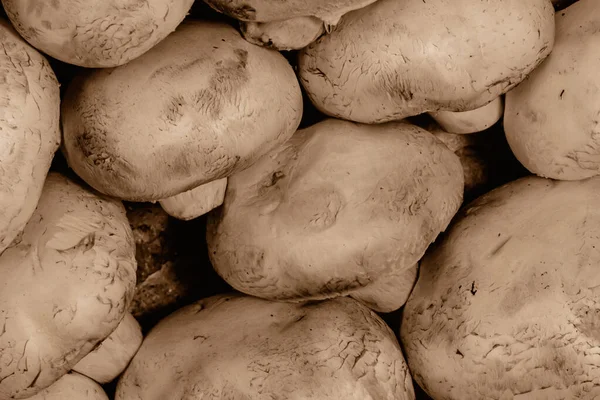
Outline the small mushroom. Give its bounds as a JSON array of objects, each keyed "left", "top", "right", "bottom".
[
  {"left": 116, "top": 294, "right": 415, "bottom": 399},
  {"left": 240, "top": 16, "right": 326, "bottom": 51},
  {"left": 207, "top": 118, "right": 464, "bottom": 312},
  {"left": 428, "top": 97, "right": 504, "bottom": 134}
]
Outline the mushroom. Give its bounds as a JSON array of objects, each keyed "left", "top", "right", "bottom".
[
  {"left": 0, "top": 172, "right": 137, "bottom": 399},
  {"left": 72, "top": 313, "right": 143, "bottom": 384},
  {"left": 504, "top": 0, "right": 600, "bottom": 181},
  {"left": 239, "top": 16, "right": 326, "bottom": 51},
  {"left": 1, "top": 0, "right": 195, "bottom": 68},
  {"left": 207, "top": 118, "right": 464, "bottom": 312},
  {"left": 116, "top": 294, "right": 415, "bottom": 399},
  {"left": 28, "top": 372, "right": 108, "bottom": 400},
  {"left": 428, "top": 97, "right": 504, "bottom": 135},
  {"left": 297, "top": 0, "right": 555, "bottom": 124},
  {"left": 0, "top": 19, "right": 61, "bottom": 255},
  {"left": 61, "top": 20, "right": 303, "bottom": 221},
  {"left": 401, "top": 175, "right": 600, "bottom": 399}
]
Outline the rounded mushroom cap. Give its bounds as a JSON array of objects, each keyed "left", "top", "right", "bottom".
[
  {"left": 401, "top": 175, "right": 600, "bottom": 399},
  {"left": 203, "top": 0, "right": 377, "bottom": 25},
  {"left": 298, "top": 0, "right": 555, "bottom": 124},
  {"left": 116, "top": 294, "right": 414, "bottom": 400},
  {"left": 207, "top": 118, "right": 464, "bottom": 312},
  {"left": 61, "top": 20, "right": 303, "bottom": 202},
  {"left": 1, "top": 0, "right": 195, "bottom": 68},
  {"left": 0, "top": 172, "right": 137, "bottom": 399},
  {"left": 0, "top": 18, "right": 61, "bottom": 254},
  {"left": 504, "top": 0, "right": 600, "bottom": 181},
  {"left": 28, "top": 372, "right": 108, "bottom": 400}
]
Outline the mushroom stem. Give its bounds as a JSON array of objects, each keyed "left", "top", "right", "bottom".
[
  {"left": 159, "top": 178, "right": 228, "bottom": 221},
  {"left": 240, "top": 16, "right": 326, "bottom": 51},
  {"left": 428, "top": 96, "right": 504, "bottom": 134},
  {"left": 73, "top": 313, "right": 143, "bottom": 385}
]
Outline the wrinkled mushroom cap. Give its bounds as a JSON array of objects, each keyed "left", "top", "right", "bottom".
[
  {"left": 61, "top": 20, "right": 303, "bottom": 202},
  {"left": 504, "top": 0, "right": 600, "bottom": 181},
  {"left": 207, "top": 119, "right": 464, "bottom": 312},
  {"left": 401, "top": 175, "right": 600, "bottom": 399},
  {"left": 0, "top": 172, "right": 137, "bottom": 399},
  {"left": 0, "top": 19, "right": 60, "bottom": 254},
  {"left": 116, "top": 294, "right": 414, "bottom": 399},
  {"left": 298, "top": 0, "right": 555, "bottom": 124},
  {"left": 1, "top": 0, "right": 195, "bottom": 67}
]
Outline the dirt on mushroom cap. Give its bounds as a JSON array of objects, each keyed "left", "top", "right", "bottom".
[
  {"left": 0, "top": 172, "right": 137, "bottom": 399},
  {"left": 116, "top": 294, "right": 415, "bottom": 399},
  {"left": 61, "top": 20, "right": 303, "bottom": 202},
  {"left": 0, "top": 19, "right": 61, "bottom": 255},
  {"left": 207, "top": 118, "right": 464, "bottom": 312},
  {"left": 1, "top": 0, "right": 195, "bottom": 68},
  {"left": 401, "top": 175, "right": 600, "bottom": 399},
  {"left": 298, "top": 0, "right": 555, "bottom": 124}
]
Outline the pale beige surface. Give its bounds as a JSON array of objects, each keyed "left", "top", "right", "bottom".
[
  {"left": 402, "top": 175, "right": 600, "bottom": 399},
  {"left": 27, "top": 372, "right": 108, "bottom": 400},
  {"left": 0, "top": 173, "right": 136, "bottom": 399},
  {"left": 116, "top": 294, "right": 415, "bottom": 400},
  {"left": 159, "top": 178, "right": 228, "bottom": 221},
  {"left": 0, "top": 19, "right": 60, "bottom": 255},
  {"left": 2, "top": 0, "right": 195, "bottom": 67},
  {"left": 429, "top": 97, "right": 504, "bottom": 134},
  {"left": 240, "top": 16, "right": 325, "bottom": 51}
]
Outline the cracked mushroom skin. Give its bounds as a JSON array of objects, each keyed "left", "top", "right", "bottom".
[
  {"left": 504, "top": 0, "right": 600, "bottom": 181},
  {"left": 207, "top": 119, "right": 464, "bottom": 312},
  {"left": 0, "top": 172, "right": 137, "bottom": 399},
  {"left": 61, "top": 20, "right": 303, "bottom": 202},
  {"left": 28, "top": 372, "right": 108, "bottom": 400},
  {"left": 1, "top": 0, "right": 195, "bottom": 68},
  {"left": 298, "top": 0, "right": 555, "bottom": 124},
  {"left": 116, "top": 294, "right": 415, "bottom": 400},
  {"left": 401, "top": 175, "right": 600, "bottom": 400},
  {"left": 203, "top": 0, "right": 378, "bottom": 26},
  {"left": 0, "top": 19, "right": 61, "bottom": 255}
]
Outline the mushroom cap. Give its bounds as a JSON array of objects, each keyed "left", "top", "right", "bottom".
[
  {"left": 0, "top": 18, "right": 61, "bottom": 254},
  {"left": 28, "top": 372, "right": 108, "bottom": 400},
  {"left": 61, "top": 20, "right": 303, "bottom": 202},
  {"left": 0, "top": 172, "right": 137, "bottom": 399},
  {"left": 1, "top": 0, "right": 195, "bottom": 68},
  {"left": 401, "top": 175, "right": 600, "bottom": 399},
  {"left": 504, "top": 0, "right": 600, "bottom": 181},
  {"left": 298, "top": 0, "right": 555, "bottom": 124},
  {"left": 207, "top": 118, "right": 464, "bottom": 312},
  {"left": 203, "top": 0, "right": 377, "bottom": 25},
  {"left": 116, "top": 294, "right": 415, "bottom": 400}
]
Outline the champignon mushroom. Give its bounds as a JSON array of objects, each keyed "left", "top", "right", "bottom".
[
  {"left": 240, "top": 16, "right": 326, "bottom": 51},
  {"left": 61, "top": 20, "right": 303, "bottom": 221},
  {"left": 298, "top": 0, "right": 555, "bottom": 124},
  {"left": 207, "top": 118, "right": 464, "bottom": 312},
  {"left": 0, "top": 172, "right": 136, "bottom": 399},
  {"left": 116, "top": 294, "right": 415, "bottom": 399},
  {"left": 1, "top": 0, "right": 195, "bottom": 68},
  {"left": 401, "top": 175, "right": 600, "bottom": 399},
  {"left": 504, "top": 0, "right": 600, "bottom": 181},
  {"left": 0, "top": 18, "right": 61, "bottom": 255},
  {"left": 428, "top": 97, "right": 504, "bottom": 135}
]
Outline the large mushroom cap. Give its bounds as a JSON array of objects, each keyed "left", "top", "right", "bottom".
[
  {"left": 116, "top": 294, "right": 415, "bottom": 399},
  {"left": 0, "top": 172, "right": 137, "bottom": 399},
  {"left": 1, "top": 0, "right": 195, "bottom": 68},
  {"left": 61, "top": 20, "right": 303, "bottom": 202},
  {"left": 0, "top": 18, "right": 60, "bottom": 254},
  {"left": 207, "top": 118, "right": 464, "bottom": 312},
  {"left": 203, "top": 0, "right": 377, "bottom": 25},
  {"left": 298, "top": 0, "right": 555, "bottom": 124},
  {"left": 504, "top": 0, "right": 600, "bottom": 181},
  {"left": 401, "top": 175, "right": 600, "bottom": 399}
]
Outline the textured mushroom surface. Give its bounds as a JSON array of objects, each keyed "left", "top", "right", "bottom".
[
  {"left": 207, "top": 118, "right": 464, "bottom": 312},
  {"left": 401, "top": 175, "right": 600, "bottom": 400},
  {"left": 0, "top": 19, "right": 60, "bottom": 254},
  {"left": 1, "top": 0, "right": 195, "bottom": 67},
  {"left": 27, "top": 372, "right": 108, "bottom": 400},
  {"left": 61, "top": 20, "right": 303, "bottom": 202},
  {"left": 504, "top": 0, "right": 600, "bottom": 181},
  {"left": 116, "top": 294, "right": 415, "bottom": 399},
  {"left": 298, "top": 0, "right": 555, "bottom": 124},
  {"left": 0, "top": 172, "right": 136, "bottom": 399}
]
